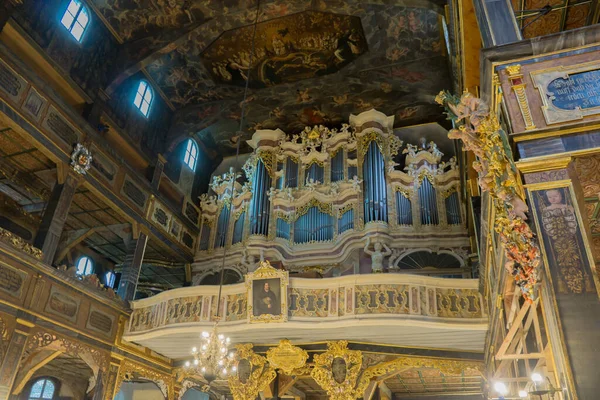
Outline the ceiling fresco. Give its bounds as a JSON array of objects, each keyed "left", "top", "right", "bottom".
[
  {"left": 90, "top": 0, "right": 450, "bottom": 158},
  {"left": 203, "top": 11, "right": 367, "bottom": 88}
]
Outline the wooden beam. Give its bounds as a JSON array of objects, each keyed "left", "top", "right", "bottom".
[{"left": 54, "top": 227, "right": 97, "bottom": 264}]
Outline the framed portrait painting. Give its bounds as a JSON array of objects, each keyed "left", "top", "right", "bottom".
[{"left": 246, "top": 260, "right": 288, "bottom": 323}]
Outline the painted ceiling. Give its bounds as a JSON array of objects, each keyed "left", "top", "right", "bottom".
[{"left": 91, "top": 0, "right": 450, "bottom": 158}]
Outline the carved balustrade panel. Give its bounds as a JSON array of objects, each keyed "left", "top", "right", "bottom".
[{"left": 127, "top": 276, "right": 485, "bottom": 334}]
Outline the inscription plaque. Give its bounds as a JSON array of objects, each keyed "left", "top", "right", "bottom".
[
  {"left": 532, "top": 63, "right": 600, "bottom": 124},
  {"left": 547, "top": 70, "right": 600, "bottom": 111},
  {"left": 0, "top": 263, "right": 26, "bottom": 298}
]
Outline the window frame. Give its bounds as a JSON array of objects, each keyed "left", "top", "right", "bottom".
[
  {"left": 28, "top": 377, "right": 56, "bottom": 400},
  {"left": 76, "top": 256, "right": 94, "bottom": 276},
  {"left": 183, "top": 139, "right": 199, "bottom": 171},
  {"left": 60, "top": 0, "right": 90, "bottom": 43},
  {"left": 105, "top": 271, "right": 116, "bottom": 288},
  {"left": 133, "top": 80, "right": 153, "bottom": 118}
]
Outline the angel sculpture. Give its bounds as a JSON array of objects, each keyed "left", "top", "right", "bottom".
[{"left": 364, "top": 237, "right": 392, "bottom": 273}]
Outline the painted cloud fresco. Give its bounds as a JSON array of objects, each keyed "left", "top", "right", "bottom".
[{"left": 91, "top": 0, "right": 450, "bottom": 157}]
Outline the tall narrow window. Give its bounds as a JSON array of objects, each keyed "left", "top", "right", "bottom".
[
  {"left": 76, "top": 256, "right": 94, "bottom": 276},
  {"left": 133, "top": 81, "right": 153, "bottom": 117},
  {"left": 105, "top": 271, "right": 116, "bottom": 288},
  {"left": 183, "top": 139, "right": 198, "bottom": 171},
  {"left": 60, "top": 0, "right": 89, "bottom": 42},
  {"left": 29, "top": 378, "right": 55, "bottom": 399}
]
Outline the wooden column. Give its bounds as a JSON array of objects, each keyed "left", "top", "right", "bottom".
[
  {"left": 151, "top": 154, "right": 167, "bottom": 190},
  {"left": 117, "top": 231, "right": 148, "bottom": 302},
  {"left": 34, "top": 172, "right": 80, "bottom": 265},
  {"left": 0, "top": 318, "right": 35, "bottom": 400}
]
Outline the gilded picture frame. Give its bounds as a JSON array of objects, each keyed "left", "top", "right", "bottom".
[{"left": 246, "top": 260, "right": 288, "bottom": 323}]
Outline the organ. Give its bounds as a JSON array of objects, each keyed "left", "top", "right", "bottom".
[{"left": 196, "top": 109, "right": 469, "bottom": 276}]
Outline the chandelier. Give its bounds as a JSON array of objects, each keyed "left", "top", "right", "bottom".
[
  {"left": 185, "top": 325, "right": 236, "bottom": 383},
  {"left": 183, "top": 0, "right": 262, "bottom": 387}
]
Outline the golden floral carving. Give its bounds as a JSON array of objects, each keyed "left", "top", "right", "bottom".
[
  {"left": 436, "top": 91, "right": 541, "bottom": 301},
  {"left": 229, "top": 344, "right": 276, "bottom": 400},
  {"left": 0, "top": 227, "right": 43, "bottom": 260}
]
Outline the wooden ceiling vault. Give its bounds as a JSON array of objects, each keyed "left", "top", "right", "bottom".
[
  {"left": 0, "top": 122, "right": 187, "bottom": 295},
  {"left": 511, "top": 0, "right": 600, "bottom": 39}
]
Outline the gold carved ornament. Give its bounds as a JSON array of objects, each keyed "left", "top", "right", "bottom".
[
  {"left": 357, "top": 131, "right": 385, "bottom": 159},
  {"left": 113, "top": 360, "right": 174, "bottom": 400},
  {"left": 436, "top": 91, "right": 541, "bottom": 301},
  {"left": 256, "top": 149, "right": 277, "bottom": 177},
  {"left": 245, "top": 260, "right": 289, "bottom": 324},
  {"left": 228, "top": 344, "right": 276, "bottom": 400},
  {"left": 294, "top": 198, "right": 333, "bottom": 221},
  {"left": 0, "top": 227, "right": 43, "bottom": 260},
  {"left": 266, "top": 339, "right": 309, "bottom": 375},
  {"left": 310, "top": 341, "right": 364, "bottom": 400},
  {"left": 337, "top": 203, "right": 356, "bottom": 218}
]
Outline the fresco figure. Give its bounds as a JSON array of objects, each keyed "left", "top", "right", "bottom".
[{"left": 539, "top": 188, "right": 591, "bottom": 293}]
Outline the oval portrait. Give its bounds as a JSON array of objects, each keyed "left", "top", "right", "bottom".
[{"left": 332, "top": 357, "right": 347, "bottom": 384}]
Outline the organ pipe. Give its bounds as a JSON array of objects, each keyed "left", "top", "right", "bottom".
[
  {"left": 395, "top": 193, "right": 412, "bottom": 225},
  {"left": 331, "top": 151, "right": 344, "bottom": 182},
  {"left": 419, "top": 178, "right": 439, "bottom": 225},
  {"left": 445, "top": 192, "right": 461, "bottom": 224},
  {"left": 232, "top": 211, "right": 245, "bottom": 244},
  {"left": 215, "top": 205, "right": 231, "bottom": 248},
  {"left": 250, "top": 160, "right": 272, "bottom": 235},
  {"left": 363, "top": 141, "right": 387, "bottom": 223}
]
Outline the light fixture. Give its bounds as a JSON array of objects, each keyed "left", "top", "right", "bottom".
[
  {"left": 185, "top": 325, "right": 236, "bottom": 383},
  {"left": 531, "top": 373, "right": 543, "bottom": 383},
  {"left": 494, "top": 382, "right": 508, "bottom": 395},
  {"left": 519, "top": 390, "right": 528, "bottom": 398},
  {"left": 184, "top": 0, "right": 262, "bottom": 388}
]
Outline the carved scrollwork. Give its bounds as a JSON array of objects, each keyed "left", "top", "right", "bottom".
[
  {"left": 311, "top": 341, "right": 363, "bottom": 400},
  {"left": 229, "top": 344, "right": 276, "bottom": 400},
  {"left": 0, "top": 227, "right": 43, "bottom": 260},
  {"left": 294, "top": 198, "right": 333, "bottom": 220},
  {"left": 266, "top": 339, "right": 308, "bottom": 375}
]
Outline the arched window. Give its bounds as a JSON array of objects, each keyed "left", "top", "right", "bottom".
[
  {"left": 29, "top": 378, "right": 55, "bottom": 399},
  {"left": 76, "top": 256, "right": 94, "bottom": 276},
  {"left": 183, "top": 139, "right": 198, "bottom": 171},
  {"left": 105, "top": 271, "right": 116, "bottom": 288},
  {"left": 133, "top": 81, "right": 153, "bottom": 117},
  {"left": 60, "top": 0, "right": 89, "bottom": 42}
]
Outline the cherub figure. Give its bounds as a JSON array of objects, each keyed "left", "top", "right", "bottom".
[{"left": 364, "top": 238, "right": 392, "bottom": 273}]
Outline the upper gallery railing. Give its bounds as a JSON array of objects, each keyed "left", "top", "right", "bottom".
[
  {"left": 125, "top": 273, "right": 484, "bottom": 335},
  {"left": 196, "top": 110, "right": 467, "bottom": 267}
]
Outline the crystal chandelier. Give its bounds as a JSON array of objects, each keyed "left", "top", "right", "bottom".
[{"left": 185, "top": 325, "right": 236, "bottom": 383}]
